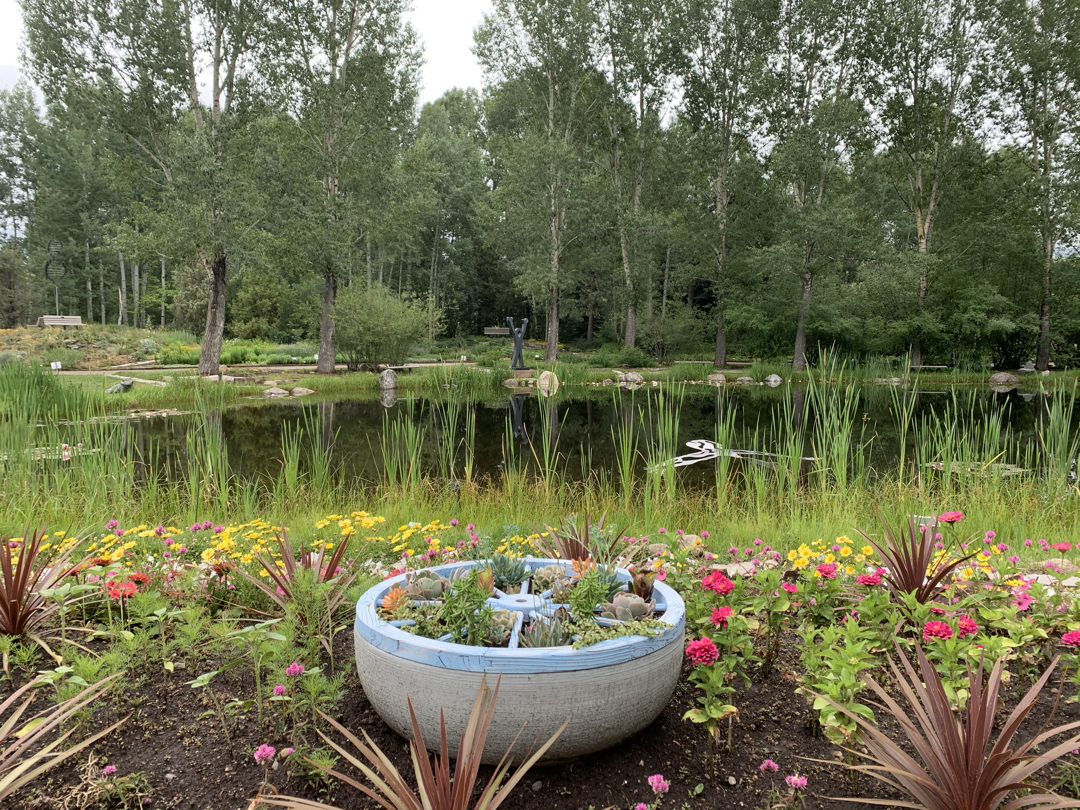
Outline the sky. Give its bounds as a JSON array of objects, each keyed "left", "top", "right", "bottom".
[{"left": 0, "top": 0, "right": 489, "bottom": 106}]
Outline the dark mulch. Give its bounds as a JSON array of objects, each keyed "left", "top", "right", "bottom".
[{"left": 11, "top": 632, "right": 1079, "bottom": 810}]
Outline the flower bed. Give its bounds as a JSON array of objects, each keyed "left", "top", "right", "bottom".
[{"left": 354, "top": 557, "right": 686, "bottom": 763}]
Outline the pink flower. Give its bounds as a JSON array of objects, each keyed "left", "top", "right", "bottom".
[
  {"left": 1024, "top": 538, "right": 1033, "bottom": 547},
  {"left": 254, "top": 744, "right": 276, "bottom": 764},
  {"left": 450, "top": 519, "right": 458, "bottom": 526},
  {"left": 657, "top": 527, "right": 666, "bottom": 534},
  {"left": 814, "top": 563, "right": 838, "bottom": 579},
  {"left": 104, "top": 520, "right": 119, "bottom": 530},
  {"left": 760, "top": 759, "right": 779, "bottom": 772},
  {"left": 938, "top": 511, "right": 965, "bottom": 524},
  {"left": 700, "top": 531, "right": 710, "bottom": 539},
  {"left": 1008, "top": 555, "right": 1020, "bottom": 564},
  {"left": 201, "top": 520, "right": 214, "bottom": 530},
  {"left": 702, "top": 571, "right": 735, "bottom": 595},
  {"left": 957, "top": 615, "right": 979, "bottom": 637},
  {"left": 923, "top": 621, "right": 953, "bottom": 641},
  {"left": 1013, "top": 590, "right": 1033, "bottom": 611},
  {"left": 101, "top": 764, "right": 117, "bottom": 776},
  {"left": 1054, "top": 542, "right": 1072, "bottom": 552},
  {"left": 636, "top": 805, "right": 648, "bottom": 810},
  {"left": 466, "top": 523, "right": 475, "bottom": 531},
  {"left": 710, "top": 606, "right": 733, "bottom": 628},
  {"left": 686, "top": 637, "right": 719, "bottom": 666},
  {"left": 213, "top": 525, "right": 224, "bottom": 533},
  {"left": 856, "top": 572, "right": 881, "bottom": 586},
  {"left": 273, "top": 685, "right": 286, "bottom": 696},
  {"left": 785, "top": 774, "right": 807, "bottom": 790},
  {"left": 285, "top": 661, "right": 304, "bottom": 677},
  {"left": 154, "top": 525, "right": 166, "bottom": 536},
  {"left": 781, "top": 582, "right": 797, "bottom": 593},
  {"left": 647, "top": 774, "right": 669, "bottom": 795},
  {"left": 114, "top": 529, "right": 125, "bottom": 537},
  {"left": 1062, "top": 631, "right": 1080, "bottom": 647},
  {"left": 985, "top": 531, "right": 996, "bottom": 539}
]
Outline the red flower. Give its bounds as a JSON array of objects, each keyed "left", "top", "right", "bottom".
[
  {"left": 702, "top": 571, "right": 735, "bottom": 595},
  {"left": 106, "top": 580, "right": 137, "bottom": 600},
  {"left": 710, "top": 606, "right": 733, "bottom": 628},
  {"left": 685, "top": 637, "right": 719, "bottom": 666},
  {"left": 938, "top": 511, "right": 965, "bottom": 524},
  {"left": 128, "top": 571, "right": 151, "bottom": 585},
  {"left": 1062, "top": 631, "right": 1080, "bottom": 647},
  {"left": 956, "top": 615, "right": 979, "bottom": 638},
  {"left": 923, "top": 620, "right": 953, "bottom": 641},
  {"left": 1053, "top": 542, "right": 1072, "bottom": 553}
]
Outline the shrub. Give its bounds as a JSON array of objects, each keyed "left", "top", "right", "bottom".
[{"left": 334, "top": 284, "right": 432, "bottom": 371}]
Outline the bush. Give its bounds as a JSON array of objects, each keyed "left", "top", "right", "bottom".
[{"left": 334, "top": 284, "right": 432, "bottom": 370}]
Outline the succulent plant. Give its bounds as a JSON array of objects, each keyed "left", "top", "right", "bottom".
[
  {"left": 486, "top": 609, "right": 516, "bottom": 646},
  {"left": 631, "top": 568, "right": 656, "bottom": 600},
  {"left": 531, "top": 564, "right": 569, "bottom": 593},
  {"left": 519, "top": 614, "right": 570, "bottom": 648},
  {"left": 404, "top": 571, "right": 448, "bottom": 601},
  {"left": 490, "top": 553, "right": 528, "bottom": 592},
  {"left": 594, "top": 564, "right": 625, "bottom": 600},
  {"left": 598, "top": 592, "right": 654, "bottom": 622},
  {"left": 379, "top": 585, "right": 410, "bottom": 616}
]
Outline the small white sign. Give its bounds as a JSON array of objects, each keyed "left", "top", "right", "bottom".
[
  {"left": 461, "top": 355, "right": 467, "bottom": 362},
  {"left": 50, "top": 361, "right": 62, "bottom": 370}
]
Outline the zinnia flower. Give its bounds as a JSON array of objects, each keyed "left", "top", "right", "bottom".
[
  {"left": 702, "top": 571, "right": 735, "bottom": 595},
  {"left": 856, "top": 572, "right": 881, "bottom": 586},
  {"left": 1062, "top": 630, "right": 1080, "bottom": 647},
  {"left": 253, "top": 744, "right": 275, "bottom": 764},
  {"left": 760, "top": 759, "right": 779, "bottom": 772},
  {"left": 923, "top": 620, "right": 953, "bottom": 641},
  {"left": 685, "top": 637, "right": 719, "bottom": 666},
  {"left": 1053, "top": 542, "right": 1072, "bottom": 552},
  {"left": 814, "top": 563, "right": 838, "bottom": 579},
  {"left": 710, "top": 606, "right": 733, "bottom": 628},
  {"left": 647, "top": 774, "right": 669, "bottom": 795},
  {"left": 957, "top": 615, "right": 979, "bottom": 638},
  {"left": 781, "top": 582, "right": 797, "bottom": 593},
  {"left": 938, "top": 511, "right": 965, "bottom": 524}
]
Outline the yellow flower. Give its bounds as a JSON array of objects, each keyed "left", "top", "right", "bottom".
[
  {"left": 839, "top": 546, "right": 852, "bottom": 557},
  {"left": 823, "top": 553, "right": 836, "bottom": 564},
  {"left": 792, "top": 557, "right": 808, "bottom": 569},
  {"left": 861, "top": 545, "right": 874, "bottom": 556},
  {"left": 787, "top": 550, "right": 798, "bottom": 561}
]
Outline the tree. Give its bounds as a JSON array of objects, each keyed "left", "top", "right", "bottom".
[
  {"left": 477, "top": 0, "right": 598, "bottom": 361},
  {"left": 334, "top": 283, "right": 430, "bottom": 369},
  {"left": 257, "top": 0, "right": 420, "bottom": 374},
  {"left": 987, "top": 0, "right": 1080, "bottom": 371}
]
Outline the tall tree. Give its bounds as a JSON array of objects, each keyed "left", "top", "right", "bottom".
[
  {"left": 680, "top": 0, "right": 779, "bottom": 368},
  {"left": 988, "top": 0, "right": 1080, "bottom": 371},
  {"left": 477, "top": 0, "right": 598, "bottom": 361},
  {"left": 865, "top": 0, "right": 981, "bottom": 366},
  {"left": 259, "top": 0, "right": 419, "bottom": 374}
]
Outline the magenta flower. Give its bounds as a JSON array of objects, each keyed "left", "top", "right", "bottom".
[
  {"left": 190, "top": 523, "right": 201, "bottom": 532},
  {"left": 647, "top": 774, "right": 669, "bottom": 795},
  {"left": 702, "top": 571, "right": 735, "bottom": 595},
  {"left": 938, "top": 511, "right": 965, "bottom": 524},
  {"left": 760, "top": 759, "right": 779, "bottom": 772},
  {"left": 710, "top": 606, "right": 733, "bottom": 628},
  {"left": 1024, "top": 538, "right": 1033, "bottom": 547},
  {"left": 815, "top": 562, "right": 838, "bottom": 579},
  {"left": 700, "top": 531, "right": 710, "bottom": 539},
  {"left": 781, "top": 582, "right": 797, "bottom": 594},
  {"left": 285, "top": 661, "right": 304, "bottom": 677},
  {"left": 923, "top": 620, "right": 953, "bottom": 641},
  {"left": 856, "top": 572, "right": 881, "bottom": 586},
  {"left": 785, "top": 774, "right": 807, "bottom": 790},
  {"left": 105, "top": 519, "right": 119, "bottom": 530},
  {"left": 685, "top": 637, "right": 719, "bottom": 666},
  {"left": 657, "top": 527, "right": 666, "bottom": 534},
  {"left": 1008, "top": 555, "right": 1020, "bottom": 564},
  {"left": 101, "top": 764, "right": 117, "bottom": 776},
  {"left": 254, "top": 744, "right": 276, "bottom": 764},
  {"left": 1062, "top": 631, "right": 1080, "bottom": 647},
  {"left": 213, "top": 525, "right": 224, "bottom": 533},
  {"left": 635, "top": 805, "right": 648, "bottom": 810},
  {"left": 450, "top": 518, "right": 458, "bottom": 526},
  {"left": 1054, "top": 542, "right": 1073, "bottom": 552},
  {"left": 273, "top": 685, "right": 286, "bottom": 696},
  {"left": 201, "top": 520, "right": 213, "bottom": 530},
  {"left": 154, "top": 525, "right": 166, "bottom": 536},
  {"left": 957, "top": 615, "right": 979, "bottom": 638},
  {"left": 114, "top": 529, "right": 125, "bottom": 537}
]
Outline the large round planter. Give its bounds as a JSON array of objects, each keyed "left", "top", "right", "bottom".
[{"left": 354, "top": 558, "right": 685, "bottom": 764}]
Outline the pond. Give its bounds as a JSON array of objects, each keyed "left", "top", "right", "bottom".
[{"left": 114, "top": 384, "right": 1080, "bottom": 490}]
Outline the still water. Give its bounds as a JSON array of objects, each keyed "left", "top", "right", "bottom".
[{"left": 120, "top": 385, "right": 1078, "bottom": 488}]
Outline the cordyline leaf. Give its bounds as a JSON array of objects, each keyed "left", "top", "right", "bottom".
[
  {"left": 0, "top": 672, "right": 126, "bottom": 801},
  {"left": 252, "top": 675, "right": 569, "bottom": 810},
  {"left": 807, "top": 643, "right": 1080, "bottom": 810},
  {"left": 857, "top": 514, "right": 978, "bottom": 604}
]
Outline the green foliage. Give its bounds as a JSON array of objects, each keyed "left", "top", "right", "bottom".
[{"left": 334, "top": 284, "right": 432, "bottom": 370}]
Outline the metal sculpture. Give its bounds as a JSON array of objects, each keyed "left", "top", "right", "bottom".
[{"left": 507, "top": 317, "right": 529, "bottom": 370}]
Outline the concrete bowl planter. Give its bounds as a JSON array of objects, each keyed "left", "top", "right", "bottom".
[{"left": 354, "top": 558, "right": 685, "bottom": 764}]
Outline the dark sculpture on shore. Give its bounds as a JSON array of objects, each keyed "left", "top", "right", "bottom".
[{"left": 507, "top": 317, "right": 529, "bottom": 370}]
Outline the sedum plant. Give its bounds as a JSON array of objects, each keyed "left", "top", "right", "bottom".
[
  {"left": 815, "top": 642, "right": 1080, "bottom": 810},
  {"left": 252, "top": 676, "right": 568, "bottom": 810},
  {"left": 519, "top": 614, "right": 570, "bottom": 648},
  {"left": 405, "top": 571, "right": 449, "bottom": 601},
  {"left": 599, "top": 593, "right": 654, "bottom": 622},
  {"left": 530, "top": 565, "right": 569, "bottom": 594},
  {"left": 489, "top": 554, "right": 527, "bottom": 592}
]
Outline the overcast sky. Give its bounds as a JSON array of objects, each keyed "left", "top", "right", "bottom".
[{"left": 0, "top": 0, "right": 489, "bottom": 105}]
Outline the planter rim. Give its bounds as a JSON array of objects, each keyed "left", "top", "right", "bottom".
[{"left": 355, "top": 557, "right": 685, "bottom": 674}]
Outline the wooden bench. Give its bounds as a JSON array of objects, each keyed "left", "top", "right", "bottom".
[
  {"left": 37, "top": 316, "right": 83, "bottom": 328},
  {"left": 910, "top": 365, "right": 949, "bottom": 370},
  {"left": 483, "top": 327, "right": 510, "bottom": 336}
]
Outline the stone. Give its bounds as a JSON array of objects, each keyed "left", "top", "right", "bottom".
[
  {"left": 379, "top": 368, "right": 398, "bottom": 390},
  {"left": 989, "top": 372, "right": 1019, "bottom": 385},
  {"left": 538, "top": 370, "right": 560, "bottom": 396},
  {"left": 263, "top": 380, "right": 280, "bottom": 386},
  {"left": 105, "top": 378, "right": 134, "bottom": 394},
  {"left": 875, "top": 377, "right": 903, "bottom": 385},
  {"left": 601, "top": 378, "right": 615, "bottom": 386},
  {"left": 735, "top": 376, "right": 755, "bottom": 385},
  {"left": 707, "top": 372, "right": 726, "bottom": 385},
  {"left": 532, "top": 781, "right": 542, "bottom": 792},
  {"left": 616, "top": 370, "right": 645, "bottom": 385},
  {"left": 501, "top": 378, "right": 518, "bottom": 388},
  {"left": 264, "top": 387, "right": 290, "bottom": 398},
  {"left": 1042, "top": 369, "right": 1050, "bottom": 376},
  {"left": 379, "top": 388, "right": 398, "bottom": 408},
  {"left": 727, "top": 776, "right": 738, "bottom": 786},
  {"left": 291, "top": 387, "right": 314, "bottom": 397},
  {"left": 1041, "top": 559, "right": 1080, "bottom": 575},
  {"left": 648, "top": 543, "right": 669, "bottom": 557},
  {"left": 678, "top": 534, "right": 705, "bottom": 557},
  {"left": 1018, "top": 361, "right": 1036, "bottom": 374},
  {"left": 764, "top": 373, "right": 783, "bottom": 387}
]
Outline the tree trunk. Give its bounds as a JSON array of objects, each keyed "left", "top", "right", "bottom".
[
  {"left": 545, "top": 284, "right": 559, "bottom": 362},
  {"left": 792, "top": 270, "right": 813, "bottom": 372},
  {"left": 317, "top": 267, "right": 338, "bottom": 374},
  {"left": 87, "top": 278, "right": 92, "bottom": 323},
  {"left": 587, "top": 300, "right": 594, "bottom": 343},
  {"left": 714, "top": 296, "right": 727, "bottom": 370},
  {"left": 119, "top": 252, "right": 128, "bottom": 326},
  {"left": 198, "top": 248, "right": 227, "bottom": 374},
  {"left": 131, "top": 257, "right": 140, "bottom": 328},
  {"left": 1037, "top": 230, "right": 1053, "bottom": 371},
  {"left": 99, "top": 262, "right": 105, "bottom": 324},
  {"left": 619, "top": 228, "right": 636, "bottom": 348},
  {"left": 161, "top": 257, "right": 166, "bottom": 327}
]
